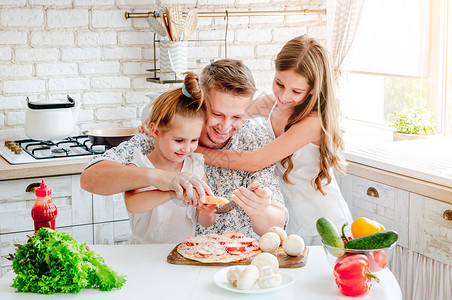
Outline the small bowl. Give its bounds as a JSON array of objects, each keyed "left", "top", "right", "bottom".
[{"left": 321, "top": 240, "right": 396, "bottom": 273}]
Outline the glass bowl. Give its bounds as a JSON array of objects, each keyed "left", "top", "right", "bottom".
[{"left": 321, "top": 240, "right": 396, "bottom": 273}]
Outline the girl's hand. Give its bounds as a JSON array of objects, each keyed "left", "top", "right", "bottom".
[
  {"left": 138, "top": 123, "right": 152, "bottom": 137},
  {"left": 231, "top": 181, "right": 272, "bottom": 217},
  {"left": 198, "top": 203, "right": 219, "bottom": 213},
  {"left": 197, "top": 204, "right": 218, "bottom": 228},
  {"left": 138, "top": 117, "right": 153, "bottom": 137}
]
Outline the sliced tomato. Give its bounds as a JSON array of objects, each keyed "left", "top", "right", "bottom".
[
  {"left": 246, "top": 244, "right": 261, "bottom": 251},
  {"left": 237, "top": 238, "right": 254, "bottom": 246},
  {"left": 225, "top": 245, "right": 246, "bottom": 253},
  {"left": 222, "top": 230, "right": 245, "bottom": 239}
]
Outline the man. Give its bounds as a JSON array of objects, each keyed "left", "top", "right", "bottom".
[{"left": 81, "top": 59, "right": 287, "bottom": 239}]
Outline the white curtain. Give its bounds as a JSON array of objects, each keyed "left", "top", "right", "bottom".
[
  {"left": 388, "top": 245, "right": 452, "bottom": 300},
  {"left": 327, "top": 0, "right": 365, "bottom": 80}
]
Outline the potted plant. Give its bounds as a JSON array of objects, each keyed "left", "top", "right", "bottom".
[{"left": 390, "top": 106, "right": 438, "bottom": 141}]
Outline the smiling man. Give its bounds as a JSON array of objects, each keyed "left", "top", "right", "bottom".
[{"left": 81, "top": 59, "right": 287, "bottom": 240}]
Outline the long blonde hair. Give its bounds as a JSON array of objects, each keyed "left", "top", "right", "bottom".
[
  {"left": 149, "top": 72, "right": 205, "bottom": 131},
  {"left": 275, "top": 35, "right": 346, "bottom": 195}
]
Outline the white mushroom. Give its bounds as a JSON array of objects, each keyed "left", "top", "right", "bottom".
[
  {"left": 267, "top": 226, "right": 287, "bottom": 245},
  {"left": 251, "top": 252, "right": 279, "bottom": 276},
  {"left": 226, "top": 266, "right": 244, "bottom": 287},
  {"left": 236, "top": 265, "right": 260, "bottom": 290},
  {"left": 282, "top": 234, "right": 305, "bottom": 256},
  {"left": 257, "top": 266, "right": 282, "bottom": 289},
  {"left": 259, "top": 232, "right": 280, "bottom": 253}
]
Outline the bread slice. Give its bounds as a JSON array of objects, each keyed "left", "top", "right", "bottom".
[{"left": 205, "top": 195, "right": 229, "bottom": 205}]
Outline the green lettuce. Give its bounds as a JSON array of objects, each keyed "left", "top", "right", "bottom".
[{"left": 8, "top": 227, "right": 126, "bottom": 294}]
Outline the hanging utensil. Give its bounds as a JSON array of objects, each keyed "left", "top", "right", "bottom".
[
  {"left": 147, "top": 13, "right": 168, "bottom": 40},
  {"left": 170, "top": 9, "right": 188, "bottom": 42},
  {"left": 183, "top": 9, "right": 198, "bottom": 41},
  {"left": 160, "top": 9, "right": 173, "bottom": 41},
  {"left": 166, "top": 6, "right": 178, "bottom": 41}
]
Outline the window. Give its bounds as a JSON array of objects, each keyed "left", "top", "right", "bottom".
[{"left": 338, "top": 0, "right": 452, "bottom": 136}]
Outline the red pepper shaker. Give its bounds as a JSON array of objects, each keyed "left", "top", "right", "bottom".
[{"left": 31, "top": 179, "right": 57, "bottom": 232}]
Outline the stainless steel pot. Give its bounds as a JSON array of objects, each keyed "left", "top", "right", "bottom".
[{"left": 83, "top": 127, "right": 138, "bottom": 147}]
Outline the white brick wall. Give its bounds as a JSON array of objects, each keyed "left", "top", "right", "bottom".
[
  {"left": 0, "top": 0, "right": 326, "bottom": 141},
  {"left": 1, "top": 8, "right": 44, "bottom": 27},
  {"left": 16, "top": 48, "right": 59, "bottom": 62},
  {"left": 36, "top": 63, "right": 78, "bottom": 76},
  {"left": 47, "top": 9, "right": 89, "bottom": 28}
]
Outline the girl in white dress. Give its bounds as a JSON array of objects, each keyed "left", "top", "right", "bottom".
[
  {"left": 125, "top": 72, "right": 217, "bottom": 244},
  {"left": 197, "top": 36, "right": 352, "bottom": 245}
]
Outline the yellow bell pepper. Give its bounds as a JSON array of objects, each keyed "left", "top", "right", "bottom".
[{"left": 351, "top": 217, "right": 386, "bottom": 238}]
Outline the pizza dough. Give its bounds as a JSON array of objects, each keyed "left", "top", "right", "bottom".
[{"left": 177, "top": 231, "right": 261, "bottom": 263}]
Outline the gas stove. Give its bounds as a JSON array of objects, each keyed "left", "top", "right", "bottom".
[{"left": 0, "top": 136, "right": 106, "bottom": 164}]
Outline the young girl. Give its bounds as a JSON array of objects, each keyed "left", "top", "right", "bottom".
[
  {"left": 125, "top": 72, "right": 217, "bottom": 244},
  {"left": 197, "top": 36, "right": 352, "bottom": 245}
]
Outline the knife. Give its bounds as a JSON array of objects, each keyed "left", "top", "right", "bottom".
[{"left": 214, "top": 184, "right": 267, "bottom": 214}]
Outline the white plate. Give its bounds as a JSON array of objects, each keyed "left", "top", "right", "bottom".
[{"left": 214, "top": 266, "right": 294, "bottom": 294}]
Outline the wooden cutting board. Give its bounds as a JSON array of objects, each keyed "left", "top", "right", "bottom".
[{"left": 167, "top": 244, "right": 309, "bottom": 268}]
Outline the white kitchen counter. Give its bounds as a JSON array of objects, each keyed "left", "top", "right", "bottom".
[
  {"left": 0, "top": 155, "right": 90, "bottom": 181},
  {"left": 344, "top": 138, "right": 452, "bottom": 188},
  {"left": 0, "top": 245, "right": 402, "bottom": 300}
]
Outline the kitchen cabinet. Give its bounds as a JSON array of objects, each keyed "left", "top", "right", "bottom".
[
  {"left": 409, "top": 193, "right": 452, "bottom": 265},
  {"left": 92, "top": 193, "right": 130, "bottom": 245},
  {"left": 339, "top": 173, "right": 452, "bottom": 299},
  {"left": 339, "top": 174, "right": 451, "bottom": 264},
  {"left": 339, "top": 175, "right": 409, "bottom": 248},
  {"left": 0, "top": 175, "right": 131, "bottom": 277}
]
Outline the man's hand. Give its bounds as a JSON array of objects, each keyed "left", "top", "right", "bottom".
[
  {"left": 230, "top": 181, "right": 272, "bottom": 217},
  {"left": 165, "top": 172, "right": 213, "bottom": 204}
]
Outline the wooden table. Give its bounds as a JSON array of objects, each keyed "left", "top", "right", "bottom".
[{"left": 0, "top": 244, "right": 402, "bottom": 299}]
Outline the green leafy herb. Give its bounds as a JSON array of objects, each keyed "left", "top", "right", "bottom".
[
  {"left": 8, "top": 227, "right": 126, "bottom": 294},
  {"left": 390, "top": 106, "right": 438, "bottom": 135}
]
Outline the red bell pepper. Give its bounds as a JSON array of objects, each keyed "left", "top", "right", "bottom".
[{"left": 333, "top": 254, "right": 379, "bottom": 297}]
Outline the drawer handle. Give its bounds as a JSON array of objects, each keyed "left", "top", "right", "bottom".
[
  {"left": 443, "top": 210, "right": 452, "bottom": 221},
  {"left": 366, "top": 187, "right": 379, "bottom": 198},
  {"left": 26, "top": 182, "right": 41, "bottom": 193}
]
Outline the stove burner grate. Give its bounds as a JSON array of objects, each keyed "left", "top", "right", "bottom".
[{"left": 14, "top": 136, "right": 106, "bottom": 160}]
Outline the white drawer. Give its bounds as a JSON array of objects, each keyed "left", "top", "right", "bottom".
[
  {"left": 94, "top": 220, "right": 131, "bottom": 245},
  {"left": 0, "top": 175, "right": 92, "bottom": 234},
  {"left": 344, "top": 175, "right": 409, "bottom": 247},
  {"left": 92, "top": 193, "right": 128, "bottom": 223},
  {"left": 409, "top": 193, "right": 452, "bottom": 265}
]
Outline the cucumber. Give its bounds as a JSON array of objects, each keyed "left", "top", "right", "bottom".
[
  {"left": 345, "top": 230, "right": 398, "bottom": 249},
  {"left": 316, "top": 217, "right": 344, "bottom": 248}
]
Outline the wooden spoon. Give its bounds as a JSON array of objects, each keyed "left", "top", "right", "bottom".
[
  {"left": 166, "top": 6, "right": 178, "bottom": 41},
  {"left": 160, "top": 9, "right": 172, "bottom": 41},
  {"left": 183, "top": 9, "right": 198, "bottom": 41}
]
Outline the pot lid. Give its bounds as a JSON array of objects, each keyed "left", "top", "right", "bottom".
[{"left": 27, "top": 95, "right": 75, "bottom": 109}]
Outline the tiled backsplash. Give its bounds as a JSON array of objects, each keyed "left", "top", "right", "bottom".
[{"left": 0, "top": 0, "right": 326, "bottom": 141}]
